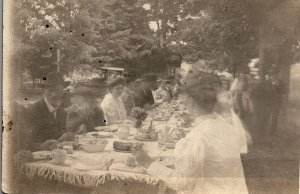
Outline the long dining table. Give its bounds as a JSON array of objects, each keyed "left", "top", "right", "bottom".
[{"left": 21, "top": 99, "right": 188, "bottom": 194}]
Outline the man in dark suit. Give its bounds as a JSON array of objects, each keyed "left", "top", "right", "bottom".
[
  {"left": 21, "top": 72, "right": 73, "bottom": 151},
  {"left": 133, "top": 73, "right": 158, "bottom": 109}
]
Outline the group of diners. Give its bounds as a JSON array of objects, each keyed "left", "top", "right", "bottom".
[{"left": 11, "top": 71, "right": 182, "bottom": 152}]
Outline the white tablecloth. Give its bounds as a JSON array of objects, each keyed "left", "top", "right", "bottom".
[{"left": 23, "top": 135, "right": 174, "bottom": 189}]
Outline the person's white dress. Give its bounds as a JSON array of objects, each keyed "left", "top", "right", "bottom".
[
  {"left": 147, "top": 113, "right": 248, "bottom": 194},
  {"left": 217, "top": 91, "right": 251, "bottom": 154},
  {"left": 100, "top": 93, "right": 127, "bottom": 125}
]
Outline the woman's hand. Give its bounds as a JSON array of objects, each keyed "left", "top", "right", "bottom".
[{"left": 131, "top": 145, "right": 154, "bottom": 168}]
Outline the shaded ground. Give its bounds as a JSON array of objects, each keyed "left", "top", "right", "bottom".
[
  {"left": 242, "top": 133, "right": 299, "bottom": 194},
  {"left": 242, "top": 99, "right": 300, "bottom": 194}
]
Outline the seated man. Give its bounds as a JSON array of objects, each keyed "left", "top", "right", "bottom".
[
  {"left": 20, "top": 72, "right": 74, "bottom": 151},
  {"left": 133, "top": 73, "right": 158, "bottom": 109},
  {"left": 67, "top": 78, "right": 106, "bottom": 133}
]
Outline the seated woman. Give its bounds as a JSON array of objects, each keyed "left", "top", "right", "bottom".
[
  {"left": 101, "top": 77, "right": 127, "bottom": 125},
  {"left": 132, "top": 76, "right": 248, "bottom": 194},
  {"left": 153, "top": 80, "right": 173, "bottom": 104},
  {"left": 66, "top": 78, "right": 107, "bottom": 133},
  {"left": 121, "top": 73, "right": 137, "bottom": 115}
]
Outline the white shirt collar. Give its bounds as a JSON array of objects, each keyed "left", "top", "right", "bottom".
[{"left": 44, "top": 97, "right": 57, "bottom": 113}]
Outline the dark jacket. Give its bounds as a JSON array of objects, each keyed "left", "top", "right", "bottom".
[
  {"left": 67, "top": 105, "right": 106, "bottom": 132},
  {"left": 23, "top": 98, "right": 67, "bottom": 151},
  {"left": 133, "top": 86, "right": 154, "bottom": 108}
]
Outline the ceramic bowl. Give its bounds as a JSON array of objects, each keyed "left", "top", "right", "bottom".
[{"left": 82, "top": 143, "right": 107, "bottom": 153}]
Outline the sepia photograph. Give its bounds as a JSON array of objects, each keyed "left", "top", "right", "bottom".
[{"left": 2, "top": 0, "right": 300, "bottom": 193}]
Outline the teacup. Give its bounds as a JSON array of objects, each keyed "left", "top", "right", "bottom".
[
  {"left": 51, "top": 149, "right": 67, "bottom": 164},
  {"left": 118, "top": 127, "right": 129, "bottom": 140},
  {"left": 63, "top": 145, "right": 73, "bottom": 154}
]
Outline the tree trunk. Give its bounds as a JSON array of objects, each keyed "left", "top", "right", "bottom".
[
  {"left": 276, "top": 41, "right": 293, "bottom": 132},
  {"left": 258, "top": 25, "right": 267, "bottom": 79}
]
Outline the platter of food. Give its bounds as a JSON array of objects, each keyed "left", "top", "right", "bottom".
[
  {"left": 165, "top": 142, "right": 176, "bottom": 149},
  {"left": 113, "top": 149, "right": 132, "bottom": 153},
  {"left": 113, "top": 141, "right": 133, "bottom": 153},
  {"left": 57, "top": 141, "right": 81, "bottom": 150},
  {"left": 95, "top": 125, "right": 118, "bottom": 132},
  {"left": 94, "top": 126, "right": 112, "bottom": 132},
  {"left": 134, "top": 137, "right": 158, "bottom": 142},
  {"left": 86, "top": 131, "right": 114, "bottom": 138},
  {"left": 32, "top": 151, "right": 53, "bottom": 160}
]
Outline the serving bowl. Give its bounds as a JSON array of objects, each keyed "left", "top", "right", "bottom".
[{"left": 82, "top": 143, "right": 107, "bottom": 153}]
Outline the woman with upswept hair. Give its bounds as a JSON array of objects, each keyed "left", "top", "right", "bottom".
[{"left": 131, "top": 73, "right": 248, "bottom": 194}]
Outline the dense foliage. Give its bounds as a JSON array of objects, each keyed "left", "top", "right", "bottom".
[{"left": 12, "top": 0, "right": 300, "bottom": 79}]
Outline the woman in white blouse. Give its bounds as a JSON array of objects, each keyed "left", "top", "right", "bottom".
[
  {"left": 101, "top": 77, "right": 127, "bottom": 125},
  {"left": 132, "top": 76, "right": 248, "bottom": 194}
]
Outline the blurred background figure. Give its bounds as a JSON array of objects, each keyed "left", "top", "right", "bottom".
[
  {"left": 172, "top": 74, "right": 183, "bottom": 99},
  {"left": 250, "top": 74, "right": 274, "bottom": 143},
  {"left": 153, "top": 79, "right": 173, "bottom": 104},
  {"left": 214, "top": 75, "right": 252, "bottom": 153}
]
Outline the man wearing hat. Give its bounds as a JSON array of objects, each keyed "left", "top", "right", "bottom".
[
  {"left": 66, "top": 78, "right": 107, "bottom": 132},
  {"left": 20, "top": 72, "right": 73, "bottom": 151},
  {"left": 132, "top": 73, "right": 158, "bottom": 109}
]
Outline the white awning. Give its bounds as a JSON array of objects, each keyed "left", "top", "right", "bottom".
[{"left": 100, "top": 67, "right": 124, "bottom": 72}]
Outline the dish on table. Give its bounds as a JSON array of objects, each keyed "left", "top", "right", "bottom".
[
  {"left": 135, "top": 137, "right": 158, "bottom": 142},
  {"left": 113, "top": 141, "right": 133, "bottom": 153},
  {"left": 32, "top": 151, "right": 53, "bottom": 160},
  {"left": 113, "top": 149, "right": 132, "bottom": 153},
  {"left": 81, "top": 139, "right": 109, "bottom": 153},
  {"left": 57, "top": 141, "right": 80, "bottom": 150},
  {"left": 165, "top": 142, "right": 176, "bottom": 149},
  {"left": 94, "top": 126, "right": 112, "bottom": 131},
  {"left": 86, "top": 131, "right": 114, "bottom": 138}
]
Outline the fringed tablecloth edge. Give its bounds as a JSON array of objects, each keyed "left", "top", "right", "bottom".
[{"left": 21, "top": 163, "right": 160, "bottom": 188}]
